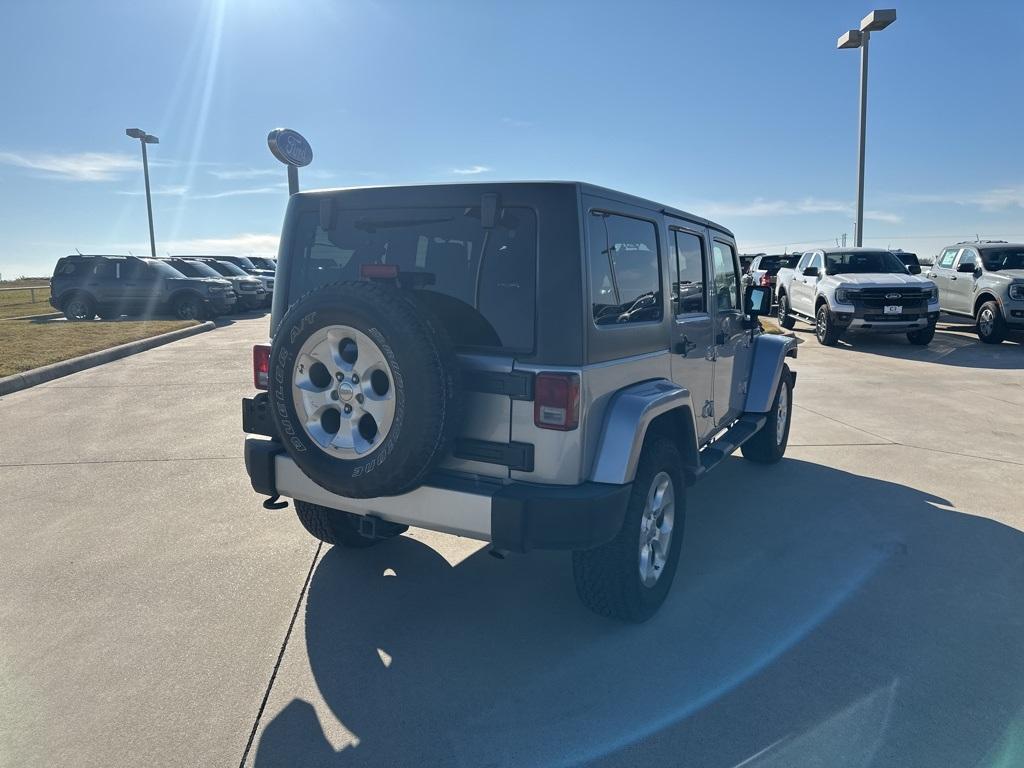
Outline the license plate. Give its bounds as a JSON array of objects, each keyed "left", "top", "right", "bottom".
[{"left": 883, "top": 305, "right": 902, "bottom": 315}]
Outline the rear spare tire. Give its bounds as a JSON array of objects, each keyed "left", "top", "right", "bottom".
[{"left": 268, "top": 281, "right": 461, "bottom": 499}]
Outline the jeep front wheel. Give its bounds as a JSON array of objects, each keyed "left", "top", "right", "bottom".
[
  {"left": 741, "top": 364, "right": 793, "bottom": 464},
  {"left": 572, "top": 438, "right": 685, "bottom": 622}
]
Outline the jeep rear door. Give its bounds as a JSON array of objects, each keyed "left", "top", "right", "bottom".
[{"left": 668, "top": 225, "right": 716, "bottom": 440}]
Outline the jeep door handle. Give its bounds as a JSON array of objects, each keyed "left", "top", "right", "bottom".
[{"left": 674, "top": 337, "right": 698, "bottom": 357}]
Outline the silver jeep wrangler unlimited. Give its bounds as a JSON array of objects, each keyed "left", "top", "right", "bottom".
[{"left": 243, "top": 182, "right": 796, "bottom": 621}]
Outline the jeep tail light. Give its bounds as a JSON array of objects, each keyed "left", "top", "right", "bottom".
[
  {"left": 534, "top": 372, "right": 580, "bottom": 431},
  {"left": 253, "top": 344, "right": 271, "bottom": 390}
]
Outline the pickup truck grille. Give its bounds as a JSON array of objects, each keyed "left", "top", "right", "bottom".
[{"left": 853, "top": 288, "right": 929, "bottom": 313}]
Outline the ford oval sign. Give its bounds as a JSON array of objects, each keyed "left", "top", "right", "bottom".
[{"left": 267, "top": 128, "right": 313, "bottom": 167}]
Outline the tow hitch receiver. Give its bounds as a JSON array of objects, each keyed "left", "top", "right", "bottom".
[{"left": 357, "top": 514, "right": 405, "bottom": 540}]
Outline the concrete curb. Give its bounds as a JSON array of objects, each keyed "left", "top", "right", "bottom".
[
  {"left": 1, "top": 311, "right": 63, "bottom": 322},
  {"left": 0, "top": 321, "right": 216, "bottom": 397}
]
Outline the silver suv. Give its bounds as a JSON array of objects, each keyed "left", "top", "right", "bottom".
[
  {"left": 929, "top": 241, "right": 1024, "bottom": 343},
  {"left": 242, "top": 182, "right": 796, "bottom": 621}
]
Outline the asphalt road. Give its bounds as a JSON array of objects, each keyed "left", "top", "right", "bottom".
[{"left": 1, "top": 316, "right": 1022, "bottom": 768}]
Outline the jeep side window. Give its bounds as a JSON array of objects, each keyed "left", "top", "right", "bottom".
[
  {"left": 937, "top": 248, "right": 959, "bottom": 268},
  {"left": 671, "top": 230, "right": 707, "bottom": 315},
  {"left": 588, "top": 212, "right": 662, "bottom": 326},
  {"left": 711, "top": 241, "right": 740, "bottom": 311}
]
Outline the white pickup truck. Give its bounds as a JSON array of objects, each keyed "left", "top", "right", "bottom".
[{"left": 775, "top": 247, "right": 940, "bottom": 346}]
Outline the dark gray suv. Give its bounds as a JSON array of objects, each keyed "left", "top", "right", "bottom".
[
  {"left": 242, "top": 182, "right": 796, "bottom": 621},
  {"left": 49, "top": 254, "right": 235, "bottom": 321}
]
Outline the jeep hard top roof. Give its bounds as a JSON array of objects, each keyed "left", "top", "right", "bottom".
[{"left": 291, "top": 180, "right": 735, "bottom": 239}]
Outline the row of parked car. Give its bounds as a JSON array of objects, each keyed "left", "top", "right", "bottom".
[
  {"left": 49, "top": 254, "right": 278, "bottom": 321},
  {"left": 742, "top": 241, "right": 1024, "bottom": 346}
]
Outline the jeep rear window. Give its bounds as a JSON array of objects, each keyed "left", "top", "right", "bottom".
[{"left": 287, "top": 206, "right": 537, "bottom": 351}]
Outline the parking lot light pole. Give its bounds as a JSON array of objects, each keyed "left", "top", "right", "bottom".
[
  {"left": 125, "top": 128, "right": 160, "bottom": 257},
  {"left": 837, "top": 9, "right": 896, "bottom": 247}
]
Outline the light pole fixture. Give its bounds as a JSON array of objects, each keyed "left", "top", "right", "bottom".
[
  {"left": 125, "top": 128, "right": 160, "bottom": 257},
  {"left": 836, "top": 9, "right": 896, "bottom": 246}
]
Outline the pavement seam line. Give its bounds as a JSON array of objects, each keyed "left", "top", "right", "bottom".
[
  {"left": 794, "top": 403, "right": 895, "bottom": 443},
  {"left": 239, "top": 540, "right": 323, "bottom": 768},
  {"left": 0, "top": 456, "right": 242, "bottom": 468}
]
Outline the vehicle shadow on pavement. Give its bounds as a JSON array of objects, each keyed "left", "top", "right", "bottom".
[
  {"left": 254, "top": 458, "right": 1024, "bottom": 768},
  {"left": 795, "top": 325, "right": 1024, "bottom": 368}
]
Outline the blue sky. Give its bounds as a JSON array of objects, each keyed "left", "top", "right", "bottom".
[{"left": 1, "top": 0, "right": 1022, "bottom": 277}]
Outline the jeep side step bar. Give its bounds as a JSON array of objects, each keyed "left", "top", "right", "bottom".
[{"left": 694, "top": 414, "right": 767, "bottom": 479}]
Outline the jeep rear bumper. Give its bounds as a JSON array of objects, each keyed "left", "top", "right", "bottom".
[{"left": 244, "top": 437, "right": 631, "bottom": 553}]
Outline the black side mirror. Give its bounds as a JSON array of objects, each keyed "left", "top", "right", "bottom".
[
  {"left": 745, "top": 285, "right": 771, "bottom": 318},
  {"left": 907, "top": 264, "right": 922, "bottom": 275},
  {"left": 802, "top": 266, "right": 819, "bottom": 277},
  {"left": 956, "top": 262, "right": 976, "bottom": 273}
]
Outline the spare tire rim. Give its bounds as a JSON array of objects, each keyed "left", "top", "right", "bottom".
[
  {"left": 638, "top": 471, "right": 675, "bottom": 588},
  {"left": 291, "top": 324, "right": 397, "bottom": 458}
]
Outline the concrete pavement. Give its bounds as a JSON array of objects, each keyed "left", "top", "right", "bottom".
[{"left": 2, "top": 316, "right": 1022, "bottom": 767}]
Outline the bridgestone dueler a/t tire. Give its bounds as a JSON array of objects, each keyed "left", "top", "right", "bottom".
[
  {"left": 572, "top": 438, "right": 686, "bottom": 623},
  {"left": 268, "top": 281, "right": 461, "bottom": 499}
]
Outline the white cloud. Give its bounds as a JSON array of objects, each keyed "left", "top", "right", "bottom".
[
  {"left": 898, "top": 186, "right": 1024, "bottom": 211},
  {"left": 138, "top": 233, "right": 281, "bottom": 256},
  {"left": 500, "top": 117, "right": 534, "bottom": 128},
  {"left": 116, "top": 184, "right": 189, "bottom": 197},
  {"left": 451, "top": 165, "right": 492, "bottom": 175},
  {"left": 697, "top": 197, "right": 902, "bottom": 224},
  {"left": 191, "top": 185, "right": 286, "bottom": 199},
  {"left": 207, "top": 167, "right": 280, "bottom": 180},
  {"left": 0, "top": 151, "right": 140, "bottom": 181}
]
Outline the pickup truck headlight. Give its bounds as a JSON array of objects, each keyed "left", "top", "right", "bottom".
[
  {"left": 834, "top": 287, "right": 858, "bottom": 304},
  {"left": 926, "top": 286, "right": 939, "bottom": 303},
  {"left": 1009, "top": 284, "right": 1024, "bottom": 301}
]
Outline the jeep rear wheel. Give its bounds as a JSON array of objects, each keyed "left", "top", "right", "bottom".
[
  {"left": 294, "top": 500, "right": 407, "bottom": 547},
  {"left": 268, "top": 281, "right": 461, "bottom": 499},
  {"left": 572, "top": 438, "right": 685, "bottom": 622}
]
